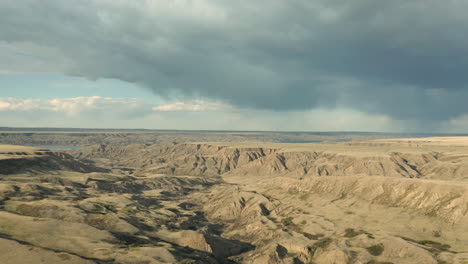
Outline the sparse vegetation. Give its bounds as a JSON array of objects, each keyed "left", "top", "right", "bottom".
[
  {"left": 366, "top": 261, "right": 394, "bottom": 264},
  {"left": 303, "top": 233, "right": 324, "bottom": 240},
  {"left": 313, "top": 238, "right": 332, "bottom": 249},
  {"left": 57, "top": 253, "right": 71, "bottom": 261},
  {"left": 123, "top": 205, "right": 137, "bottom": 214},
  {"left": 344, "top": 228, "right": 362, "bottom": 238},
  {"left": 308, "top": 237, "right": 333, "bottom": 258},
  {"left": 366, "top": 244, "right": 385, "bottom": 256},
  {"left": 436, "top": 260, "right": 449, "bottom": 264},
  {"left": 281, "top": 217, "right": 303, "bottom": 232},
  {"left": 102, "top": 203, "right": 116, "bottom": 212},
  {"left": 282, "top": 217, "right": 294, "bottom": 226},
  {"left": 418, "top": 240, "right": 451, "bottom": 251},
  {"left": 299, "top": 193, "right": 309, "bottom": 201}
]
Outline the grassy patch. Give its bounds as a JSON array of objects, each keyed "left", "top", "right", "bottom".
[
  {"left": 366, "top": 261, "right": 394, "bottom": 264},
  {"left": 299, "top": 193, "right": 309, "bottom": 201},
  {"left": 344, "top": 228, "right": 374, "bottom": 239},
  {"left": 303, "top": 232, "right": 324, "bottom": 240},
  {"left": 57, "top": 253, "right": 71, "bottom": 261},
  {"left": 437, "top": 260, "right": 450, "bottom": 264},
  {"left": 309, "top": 237, "right": 333, "bottom": 257},
  {"left": 344, "top": 228, "right": 361, "bottom": 238},
  {"left": 366, "top": 244, "right": 384, "bottom": 256},
  {"left": 282, "top": 217, "right": 294, "bottom": 226},
  {"left": 102, "top": 203, "right": 116, "bottom": 212},
  {"left": 314, "top": 237, "right": 332, "bottom": 248},
  {"left": 418, "top": 240, "right": 451, "bottom": 251},
  {"left": 122, "top": 206, "right": 137, "bottom": 214},
  {"left": 281, "top": 217, "right": 303, "bottom": 232},
  {"left": 400, "top": 237, "right": 451, "bottom": 252}
]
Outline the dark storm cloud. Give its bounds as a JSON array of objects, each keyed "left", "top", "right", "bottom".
[{"left": 1, "top": 0, "right": 468, "bottom": 121}]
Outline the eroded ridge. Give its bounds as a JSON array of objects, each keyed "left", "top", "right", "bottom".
[{"left": 0, "top": 140, "right": 467, "bottom": 264}]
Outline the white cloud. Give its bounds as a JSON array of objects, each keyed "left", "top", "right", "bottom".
[
  {"left": 0, "top": 96, "right": 153, "bottom": 123},
  {"left": 0, "top": 97, "right": 228, "bottom": 117},
  {"left": 0, "top": 96, "right": 402, "bottom": 131},
  {"left": 0, "top": 101, "right": 11, "bottom": 110},
  {"left": 0, "top": 98, "right": 45, "bottom": 111},
  {"left": 153, "top": 100, "right": 229, "bottom": 112}
]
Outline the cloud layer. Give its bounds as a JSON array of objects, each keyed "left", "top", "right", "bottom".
[
  {"left": 2, "top": 0, "right": 468, "bottom": 128},
  {"left": 153, "top": 100, "right": 228, "bottom": 112},
  {"left": 0, "top": 96, "right": 401, "bottom": 131},
  {"left": 0, "top": 96, "right": 154, "bottom": 127},
  {"left": 3, "top": 96, "right": 468, "bottom": 132}
]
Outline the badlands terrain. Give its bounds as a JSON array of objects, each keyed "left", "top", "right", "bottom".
[
  {"left": 0, "top": 137, "right": 468, "bottom": 263},
  {"left": 0, "top": 128, "right": 444, "bottom": 146}
]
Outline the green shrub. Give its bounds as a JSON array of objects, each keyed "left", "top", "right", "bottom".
[
  {"left": 299, "top": 193, "right": 309, "bottom": 200},
  {"left": 344, "top": 228, "right": 362, "bottom": 238},
  {"left": 282, "top": 217, "right": 294, "bottom": 226},
  {"left": 366, "top": 261, "right": 394, "bottom": 264},
  {"left": 418, "top": 240, "right": 451, "bottom": 251},
  {"left": 366, "top": 244, "right": 384, "bottom": 256},
  {"left": 102, "top": 203, "right": 116, "bottom": 212},
  {"left": 308, "top": 237, "right": 333, "bottom": 258}
]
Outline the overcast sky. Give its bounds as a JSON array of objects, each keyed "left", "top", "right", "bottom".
[{"left": 1, "top": 0, "right": 468, "bottom": 132}]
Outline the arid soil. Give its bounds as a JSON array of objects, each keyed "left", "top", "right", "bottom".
[
  {"left": 0, "top": 130, "right": 433, "bottom": 146},
  {"left": 0, "top": 139, "right": 467, "bottom": 264}
]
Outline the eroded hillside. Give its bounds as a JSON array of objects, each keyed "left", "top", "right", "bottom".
[
  {"left": 69, "top": 142, "right": 468, "bottom": 180},
  {"left": 0, "top": 140, "right": 467, "bottom": 264}
]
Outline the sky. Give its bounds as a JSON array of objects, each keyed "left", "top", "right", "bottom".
[{"left": 1, "top": 0, "right": 468, "bottom": 132}]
